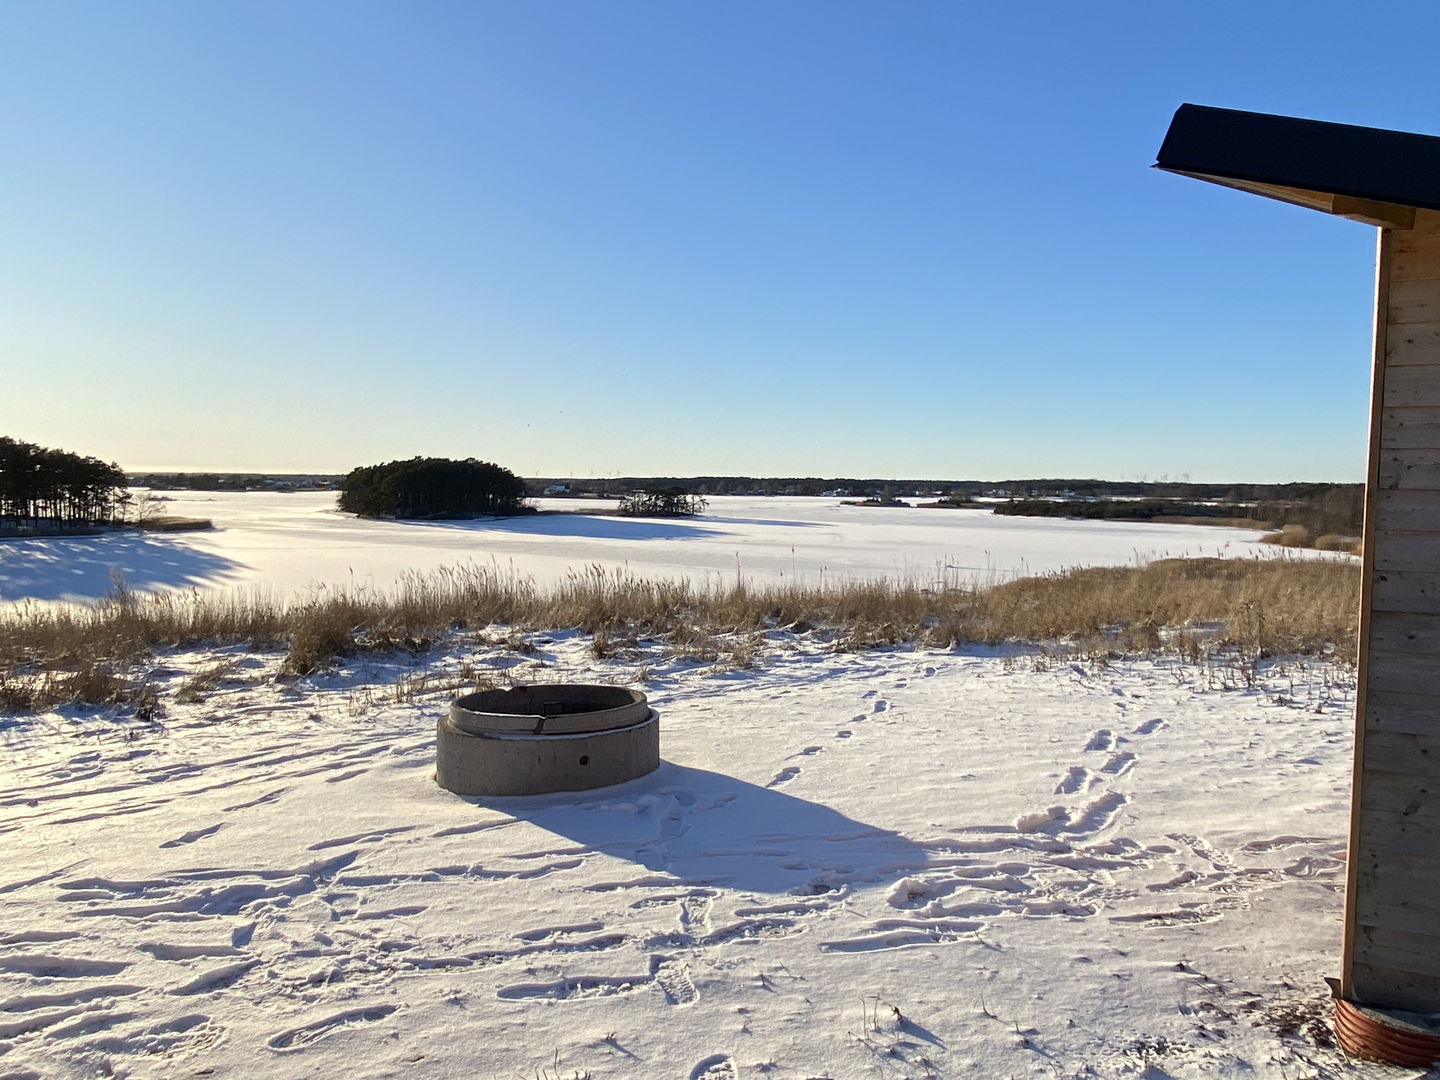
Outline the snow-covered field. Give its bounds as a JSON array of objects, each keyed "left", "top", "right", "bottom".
[
  {"left": 0, "top": 492, "right": 1284, "bottom": 605},
  {"left": 1, "top": 496, "right": 1385, "bottom": 1078},
  {"left": 0, "top": 632, "right": 1392, "bottom": 1079}
]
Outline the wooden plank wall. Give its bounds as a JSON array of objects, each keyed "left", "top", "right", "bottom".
[{"left": 1345, "top": 208, "right": 1440, "bottom": 1011}]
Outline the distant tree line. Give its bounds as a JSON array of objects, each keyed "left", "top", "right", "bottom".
[
  {"left": 130, "top": 472, "right": 342, "bottom": 491},
  {"left": 995, "top": 488, "right": 1364, "bottom": 535},
  {"left": 995, "top": 499, "right": 1251, "bottom": 522},
  {"left": 338, "top": 457, "right": 529, "bottom": 519},
  {"left": 0, "top": 436, "right": 129, "bottom": 531},
  {"left": 1262, "top": 485, "right": 1365, "bottom": 535},
  {"left": 526, "top": 474, "right": 1365, "bottom": 505}
]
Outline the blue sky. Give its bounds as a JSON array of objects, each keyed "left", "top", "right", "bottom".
[{"left": 3, "top": 1, "right": 1436, "bottom": 481}]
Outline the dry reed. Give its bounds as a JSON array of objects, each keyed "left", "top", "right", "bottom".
[{"left": 0, "top": 556, "right": 1360, "bottom": 711}]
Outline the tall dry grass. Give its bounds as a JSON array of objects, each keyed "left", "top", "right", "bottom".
[
  {"left": 1260, "top": 524, "right": 1362, "bottom": 555},
  {"left": 967, "top": 557, "right": 1357, "bottom": 658},
  {"left": 0, "top": 557, "right": 1360, "bottom": 711}
]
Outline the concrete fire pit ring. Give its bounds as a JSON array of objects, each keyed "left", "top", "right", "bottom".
[{"left": 436, "top": 684, "right": 659, "bottom": 796}]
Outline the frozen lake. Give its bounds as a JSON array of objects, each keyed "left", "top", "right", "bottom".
[{"left": 0, "top": 491, "right": 1292, "bottom": 604}]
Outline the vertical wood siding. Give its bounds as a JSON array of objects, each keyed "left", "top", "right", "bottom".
[{"left": 1346, "top": 209, "right": 1440, "bottom": 1011}]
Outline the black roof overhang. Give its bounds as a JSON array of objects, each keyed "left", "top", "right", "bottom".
[{"left": 1154, "top": 104, "right": 1440, "bottom": 227}]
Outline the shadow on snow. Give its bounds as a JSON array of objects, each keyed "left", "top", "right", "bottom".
[
  {"left": 0, "top": 534, "right": 244, "bottom": 603},
  {"left": 463, "top": 762, "right": 926, "bottom": 895},
  {"left": 697, "top": 515, "right": 825, "bottom": 529}
]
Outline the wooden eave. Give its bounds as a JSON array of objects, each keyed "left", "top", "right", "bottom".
[{"left": 1160, "top": 170, "right": 1415, "bottom": 229}]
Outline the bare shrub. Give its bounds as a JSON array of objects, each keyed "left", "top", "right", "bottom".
[
  {"left": 282, "top": 593, "right": 369, "bottom": 675},
  {"left": 589, "top": 627, "right": 615, "bottom": 660},
  {"left": 1260, "top": 524, "right": 1315, "bottom": 548},
  {"left": 174, "top": 658, "right": 240, "bottom": 703},
  {"left": 0, "top": 660, "right": 154, "bottom": 712},
  {"left": 136, "top": 516, "right": 213, "bottom": 532}
]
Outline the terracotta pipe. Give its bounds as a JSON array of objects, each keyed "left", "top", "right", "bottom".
[{"left": 1334, "top": 996, "right": 1440, "bottom": 1067}]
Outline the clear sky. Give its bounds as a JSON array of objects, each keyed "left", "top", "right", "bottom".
[{"left": 4, "top": 1, "right": 1437, "bottom": 482}]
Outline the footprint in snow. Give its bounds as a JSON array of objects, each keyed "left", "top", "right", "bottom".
[
  {"left": 652, "top": 955, "right": 698, "bottom": 1006},
  {"left": 680, "top": 892, "right": 714, "bottom": 935},
  {"left": 497, "top": 976, "right": 644, "bottom": 1001},
  {"left": 689, "top": 1055, "right": 737, "bottom": 1080},
  {"left": 1054, "top": 767, "right": 1096, "bottom": 795},
  {"left": 1015, "top": 806, "right": 1069, "bottom": 834},
  {"left": 766, "top": 767, "right": 800, "bottom": 789},
  {"left": 1084, "top": 729, "right": 1116, "bottom": 752},
  {"left": 267, "top": 1004, "right": 399, "bottom": 1051},
  {"left": 159, "top": 823, "right": 225, "bottom": 848},
  {"left": 873, "top": 699, "right": 888, "bottom": 713},
  {"left": 1146, "top": 870, "right": 1201, "bottom": 892},
  {"left": 1065, "top": 792, "right": 1129, "bottom": 836},
  {"left": 1133, "top": 718, "right": 1168, "bottom": 736},
  {"left": 1016, "top": 792, "right": 1128, "bottom": 836},
  {"left": 1283, "top": 855, "right": 1343, "bottom": 878},
  {"left": 1111, "top": 903, "right": 1229, "bottom": 927},
  {"left": 0, "top": 954, "right": 132, "bottom": 977},
  {"left": 1168, "top": 832, "right": 1236, "bottom": 871},
  {"left": 513, "top": 920, "right": 604, "bottom": 941},
  {"left": 1100, "top": 751, "right": 1136, "bottom": 776},
  {"left": 1240, "top": 834, "right": 1328, "bottom": 853}
]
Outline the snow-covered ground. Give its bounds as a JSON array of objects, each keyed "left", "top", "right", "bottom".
[
  {"left": 2, "top": 496, "right": 1381, "bottom": 1077},
  {"left": 0, "top": 493, "right": 1291, "bottom": 606},
  {"left": 0, "top": 630, "right": 1399, "bottom": 1080}
]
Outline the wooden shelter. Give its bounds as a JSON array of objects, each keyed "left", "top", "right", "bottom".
[{"left": 1156, "top": 104, "right": 1440, "bottom": 1060}]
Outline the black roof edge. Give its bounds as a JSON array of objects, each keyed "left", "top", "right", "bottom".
[{"left": 1155, "top": 103, "right": 1440, "bottom": 216}]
